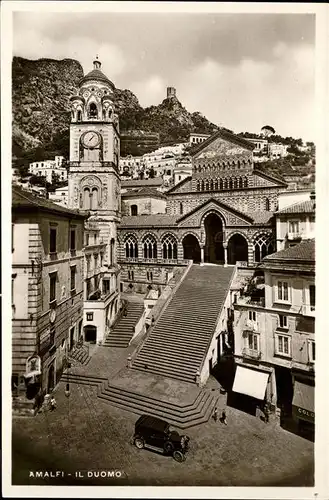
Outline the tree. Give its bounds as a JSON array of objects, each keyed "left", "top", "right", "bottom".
[{"left": 261, "top": 125, "right": 276, "bottom": 137}]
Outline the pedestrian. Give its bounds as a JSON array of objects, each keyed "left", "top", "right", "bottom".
[
  {"left": 213, "top": 407, "right": 218, "bottom": 422},
  {"left": 264, "top": 403, "right": 270, "bottom": 423},
  {"left": 50, "top": 395, "right": 57, "bottom": 411},
  {"left": 221, "top": 409, "right": 227, "bottom": 425}
]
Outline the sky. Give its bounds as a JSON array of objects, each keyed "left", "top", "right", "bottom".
[{"left": 12, "top": 10, "right": 315, "bottom": 142}]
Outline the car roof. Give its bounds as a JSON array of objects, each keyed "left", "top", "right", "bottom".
[{"left": 135, "top": 414, "right": 169, "bottom": 432}]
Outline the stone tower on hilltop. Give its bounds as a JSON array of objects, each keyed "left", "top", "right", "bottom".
[
  {"left": 68, "top": 57, "right": 121, "bottom": 343},
  {"left": 167, "top": 86, "right": 176, "bottom": 99}
]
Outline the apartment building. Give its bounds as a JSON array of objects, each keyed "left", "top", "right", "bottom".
[{"left": 12, "top": 187, "right": 86, "bottom": 414}]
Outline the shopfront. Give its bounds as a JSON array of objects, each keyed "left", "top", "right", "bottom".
[
  {"left": 231, "top": 363, "right": 273, "bottom": 416},
  {"left": 292, "top": 379, "right": 314, "bottom": 438}
]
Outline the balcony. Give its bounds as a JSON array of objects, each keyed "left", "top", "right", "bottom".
[
  {"left": 287, "top": 232, "right": 303, "bottom": 241},
  {"left": 242, "top": 347, "right": 262, "bottom": 360},
  {"left": 237, "top": 296, "right": 265, "bottom": 308},
  {"left": 119, "top": 257, "right": 190, "bottom": 266}
]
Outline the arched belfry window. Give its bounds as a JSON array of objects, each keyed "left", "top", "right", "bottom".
[
  {"left": 143, "top": 234, "right": 157, "bottom": 259},
  {"left": 91, "top": 188, "right": 98, "bottom": 210},
  {"left": 196, "top": 181, "right": 200, "bottom": 191},
  {"left": 88, "top": 102, "right": 98, "bottom": 119},
  {"left": 77, "top": 110, "right": 82, "bottom": 122},
  {"left": 125, "top": 235, "right": 138, "bottom": 259},
  {"left": 83, "top": 187, "right": 91, "bottom": 210},
  {"left": 162, "top": 234, "right": 178, "bottom": 260}
]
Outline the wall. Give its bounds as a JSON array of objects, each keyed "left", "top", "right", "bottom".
[
  {"left": 121, "top": 196, "right": 167, "bottom": 216},
  {"left": 276, "top": 214, "right": 315, "bottom": 251},
  {"left": 277, "top": 190, "right": 312, "bottom": 210}
]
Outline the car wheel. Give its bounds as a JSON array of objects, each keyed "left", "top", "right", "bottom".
[
  {"left": 164, "top": 442, "right": 174, "bottom": 454},
  {"left": 173, "top": 450, "right": 185, "bottom": 463},
  {"left": 134, "top": 437, "right": 145, "bottom": 449}
]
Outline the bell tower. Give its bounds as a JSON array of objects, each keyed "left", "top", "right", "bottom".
[{"left": 68, "top": 57, "right": 121, "bottom": 265}]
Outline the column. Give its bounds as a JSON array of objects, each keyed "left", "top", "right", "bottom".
[
  {"left": 200, "top": 246, "right": 204, "bottom": 266},
  {"left": 223, "top": 243, "right": 228, "bottom": 267}
]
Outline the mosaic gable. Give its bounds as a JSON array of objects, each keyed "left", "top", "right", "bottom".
[
  {"left": 194, "top": 136, "right": 251, "bottom": 160},
  {"left": 177, "top": 200, "right": 252, "bottom": 229}
]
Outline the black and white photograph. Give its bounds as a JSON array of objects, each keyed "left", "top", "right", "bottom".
[{"left": 2, "top": 1, "right": 328, "bottom": 497}]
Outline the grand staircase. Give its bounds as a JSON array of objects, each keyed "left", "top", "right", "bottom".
[
  {"left": 131, "top": 265, "right": 234, "bottom": 383},
  {"left": 60, "top": 372, "right": 219, "bottom": 430},
  {"left": 103, "top": 302, "right": 144, "bottom": 348}
]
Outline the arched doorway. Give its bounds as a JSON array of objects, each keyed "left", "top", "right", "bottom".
[
  {"left": 84, "top": 325, "right": 97, "bottom": 343},
  {"left": 227, "top": 234, "right": 248, "bottom": 264},
  {"left": 182, "top": 234, "right": 201, "bottom": 263},
  {"left": 47, "top": 363, "right": 55, "bottom": 393},
  {"left": 204, "top": 213, "right": 224, "bottom": 263}
]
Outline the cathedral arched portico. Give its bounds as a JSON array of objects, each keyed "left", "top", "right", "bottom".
[
  {"left": 182, "top": 233, "right": 201, "bottom": 263},
  {"left": 202, "top": 211, "right": 226, "bottom": 265}
]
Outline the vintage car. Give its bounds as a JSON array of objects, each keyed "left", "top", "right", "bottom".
[{"left": 133, "top": 414, "right": 190, "bottom": 462}]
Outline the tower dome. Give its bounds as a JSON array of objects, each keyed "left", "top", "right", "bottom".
[{"left": 79, "top": 57, "right": 115, "bottom": 90}]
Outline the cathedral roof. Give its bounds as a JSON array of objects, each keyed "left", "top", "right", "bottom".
[
  {"left": 121, "top": 178, "right": 163, "bottom": 188},
  {"left": 120, "top": 215, "right": 177, "bottom": 227},
  {"left": 121, "top": 187, "right": 166, "bottom": 199}
]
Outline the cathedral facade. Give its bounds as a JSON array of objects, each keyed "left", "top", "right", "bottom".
[
  {"left": 118, "top": 129, "right": 288, "bottom": 293},
  {"left": 68, "top": 58, "right": 121, "bottom": 343}
]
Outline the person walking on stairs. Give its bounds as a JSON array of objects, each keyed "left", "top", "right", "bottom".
[
  {"left": 213, "top": 407, "right": 218, "bottom": 423},
  {"left": 220, "top": 409, "right": 227, "bottom": 425}
]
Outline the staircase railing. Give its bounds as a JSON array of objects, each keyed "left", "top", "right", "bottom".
[
  {"left": 197, "top": 265, "right": 238, "bottom": 384},
  {"left": 129, "top": 260, "right": 193, "bottom": 364}
]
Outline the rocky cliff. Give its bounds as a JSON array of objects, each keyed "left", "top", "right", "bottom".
[{"left": 12, "top": 57, "right": 217, "bottom": 165}]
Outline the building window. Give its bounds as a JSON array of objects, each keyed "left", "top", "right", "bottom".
[
  {"left": 94, "top": 254, "right": 98, "bottom": 270},
  {"left": 49, "top": 227, "right": 57, "bottom": 255},
  {"left": 70, "top": 228, "right": 76, "bottom": 254},
  {"left": 131, "top": 205, "right": 138, "bottom": 216},
  {"left": 309, "top": 285, "right": 315, "bottom": 310},
  {"left": 278, "top": 314, "right": 288, "bottom": 329},
  {"left": 147, "top": 271, "right": 153, "bottom": 282},
  {"left": 308, "top": 340, "right": 315, "bottom": 363},
  {"left": 49, "top": 328, "right": 55, "bottom": 348},
  {"left": 277, "top": 280, "right": 289, "bottom": 302},
  {"left": 180, "top": 202, "right": 184, "bottom": 215},
  {"left": 254, "top": 234, "right": 274, "bottom": 262},
  {"left": 275, "top": 334, "right": 291, "bottom": 357},
  {"left": 86, "top": 233, "right": 90, "bottom": 246},
  {"left": 248, "top": 311, "right": 256, "bottom": 322},
  {"left": 86, "top": 312, "right": 94, "bottom": 322},
  {"left": 143, "top": 234, "right": 157, "bottom": 259},
  {"left": 288, "top": 221, "right": 299, "bottom": 234},
  {"left": 12, "top": 223, "right": 14, "bottom": 253},
  {"left": 247, "top": 332, "right": 259, "bottom": 351},
  {"left": 49, "top": 272, "right": 57, "bottom": 303},
  {"left": 265, "top": 198, "right": 270, "bottom": 211},
  {"left": 162, "top": 234, "right": 178, "bottom": 260},
  {"left": 128, "top": 271, "right": 134, "bottom": 281},
  {"left": 125, "top": 235, "right": 138, "bottom": 258},
  {"left": 70, "top": 266, "right": 76, "bottom": 292},
  {"left": 103, "top": 279, "right": 110, "bottom": 295}
]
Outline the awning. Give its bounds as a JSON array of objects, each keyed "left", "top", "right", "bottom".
[
  {"left": 292, "top": 380, "right": 314, "bottom": 423},
  {"left": 232, "top": 365, "right": 269, "bottom": 400}
]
